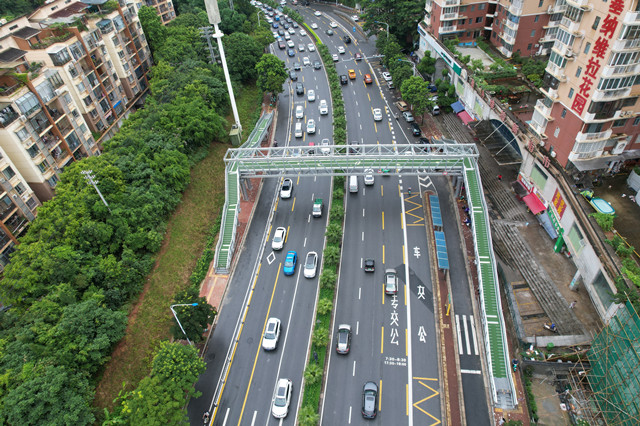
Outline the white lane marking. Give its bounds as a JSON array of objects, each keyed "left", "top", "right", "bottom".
[
  {"left": 352, "top": 360, "right": 356, "bottom": 376},
  {"left": 304, "top": 237, "right": 307, "bottom": 247},
  {"left": 222, "top": 408, "right": 230, "bottom": 425},
  {"left": 348, "top": 406, "right": 352, "bottom": 424},
  {"left": 360, "top": 258, "right": 363, "bottom": 269},
  {"left": 363, "top": 208, "right": 365, "bottom": 217},
  {"left": 358, "top": 287, "right": 361, "bottom": 300},
  {"left": 362, "top": 231, "right": 364, "bottom": 241},
  {"left": 455, "top": 315, "right": 463, "bottom": 355},
  {"left": 463, "top": 314, "right": 471, "bottom": 355},
  {"left": 461, "top": 369, "right": 482, "bottom": 375},
  {"left": 307, "top": 214, "right": 311, "bottom": 223},
  {"left": 470, "top": 315, "right": 479, "bottom": 355},
  {"left": 356, "top": 321, "right": 359, "bottom": 335},
  {"left": 250, "top": 410, "right": 256, "bottom": 426}
]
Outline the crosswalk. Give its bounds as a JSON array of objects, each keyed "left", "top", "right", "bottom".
[{"left": 455, "top": 314, "right": 479, "bottom": 356}]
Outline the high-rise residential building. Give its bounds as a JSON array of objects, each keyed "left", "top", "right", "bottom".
[
  {"left": 0, "top": 0, "right": 152, "bottom": 201},
  {"left": 530, "top": 0, "right": 640, "bottom": 171},
  {"left": 142, "top": 0, "right": 177, "bottom": 24},
  {"left": 423, "top": 0, "right": 556, "bottom": 58}
]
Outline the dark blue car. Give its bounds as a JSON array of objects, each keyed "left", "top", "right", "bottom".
[{"left": 287, "top": 49, "right": 295, "bottom": 57}]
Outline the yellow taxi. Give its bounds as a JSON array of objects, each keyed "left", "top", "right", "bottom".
[{"left": 348, "top": 69, "right": 356, "bottom": 80}]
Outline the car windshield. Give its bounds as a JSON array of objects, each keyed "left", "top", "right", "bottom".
[
  {"left": 274, "top": 233, "right": 282, "bottom": 242},
  {"left": 306, "top": 257, "right": 315, "bottom": 267},
  {"left": 285, "top": 257, "right": 294, "bottom": 266},
  {"left": 274, "top": 393, "right": 287, "bottom": 407},
  {"left": 339, "top": 331, "right": 348, "bottom": 343},
  {"left": 265, "top": 328, "right": 275, "bottom": 339}
]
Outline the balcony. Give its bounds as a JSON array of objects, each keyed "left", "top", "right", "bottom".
[
  {"left": 508, "top": 0, "right": 523, "bottom": 16},
  {"left": 439, "top": 25, "right": 458, "bottom": 34},
  {"left": 444, "top": 0, "right": 460, "bottom": 5},
  {"left": 566, "top": 0, "right": 593, "bottom": 10},
  {"left": 552, "top": 42, "right": 576, "bottom": 59},
  {"left": 559, "top": 17, "right": 582, "bottom": 35},
  {"left": 601, "top": 62, "right": 640, "bottom": 77},
  {"left": 0, "top": 108, "right": 19, "bottom": 128},
  {"left": 575, "top": 129, "right": 612, "bottom": 142},
  {"left": 546, "top": 62, "right": 567, "bottom": 81},
  {"left": 500, "top": 32, "right": 516, "bottom": 46},
  {"left": 529, "top": 120, "right": 548, "bottom": 139},
  {"left": 505, "top": 19, "right": 519, "bottom": 31},
  {"left": 611, "top": 37, "right": 640, "bottom": 51},
  {"left": 535, "top": 99, "right": 555, "bottom": 120},
  {"left": 591, "top": 87, "right": 632, "bottom": 101},
  {"left": 623, "top": 10, "right": 640, "bottom": 25},
  {"left": 441, "top": 12, "right": 458, "bottom": 20},
  {"left": 548, "top": 3, "right": 567, "bottom": 14},
  {"left": 540, "top": 86, "right": 559, "bottom": 100}
]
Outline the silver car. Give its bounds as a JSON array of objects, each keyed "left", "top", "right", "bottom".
[
  {"left": 262, "top": 317, "right": 281, "bottom": 350},
  {"left": 384, "top": 268, "right": 397, "bottom": 295},
  {"left": 307, "top": 89, "right": 315, "bottom": 102},
  {"left": 336, "top": 324, "right": 352, "bottom": 354},
  {"left": 271, "top": 378, "right": 293, "bottom": 418},
  {"left": 304, "top": 251, "right": 318, "bottom": 278}
]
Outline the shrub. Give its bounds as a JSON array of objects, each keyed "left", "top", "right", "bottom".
[
  {"left": 317, "top": 298, "right": 333, "bottom": 316},
  {"left": 312, "top": 327, "right": 329, "bottom": 347},
  {"left": 319, "top": 269, "right": 337, "bottom": 290},
  {"left": 304, "top": 363, "right": 323, "bottom": 385},
  {"left": 324, "top": 244, "right": 341, "bottom": 266}
]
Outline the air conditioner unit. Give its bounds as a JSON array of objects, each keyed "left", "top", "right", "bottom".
[
  {"left": 19, "top": 115, "right": 27, "bottom": 123},
  {"left": 534, "top": 44, "right": 539, "bottom": 48},
  {"left": 565, "top": 48, "right": 574, "bottom": 57},
  {"left": 612, "top": 141, "right": 627, "bottom": 155},
  {"left": 97, "top": 40, "right": 105, "bottom": 46},
  {"left": 54, "top": 89, "right": 63, "bottom": 97}
]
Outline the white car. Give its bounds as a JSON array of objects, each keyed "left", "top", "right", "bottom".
[
  {"left": 332, "top": 53, "right": 339, "bottom": 61},
  {"left": 295, "top": 105, "right": 304, "bottom": 119},
  {"left": 319, "top": 99, "right": 328, "bottom": 115},
  {"left": 307, "top": 118, "right": 316, "bottom": 133},
  {"left": 272, "top": 227, "right": 286, "bottom": 250},
  {"left": 320, "top": 138, "right": 331, "bottom": 155},
  {"left": 338, "top": 46, "right": 346, "bottom": 54},
  {"left": 272, "top": 31, "right": 278, "bottom": 38},
  {"left": 280, "top": 178, "right": 293, "bottom": 199},
  {"left": 364, "top": 169, "right": 374, "bottom": 185},
  {"left": 284, "top": 33, "right": 290, "bottom": 40},
  {"left": 271, "top": 378, "right": 293, "bottom": 418},
  {"left": 311, "top": 23, "right": 318, "bottom": 29},
  {"left": 287, "top": 40, "right": 295, "bottom": 48},
  {"left": 314, "top": 10, "right": 322, "bottom": 16},
  {"left": 304, "top": 251, "right": 318, "bottom": 278},
  {"left": 373, "top": 108, "right": 383, "bottom": 121},
  {"left": 382, "top": 71, "right": 392, "bottom": 81},
  {"left": 262, "top": 317, "right": 281, "bottom": 350},
  {"left": 352, "top": 15, "right": 359, "bottom": 21},
  {"left": 299, "top": 30, "right": 306, "bottom": 36},
  {"left": 288, "top": 27, "right": 295, "bottom": 34},
  {"left": 298, "top": 43, "right": 305, "bottom": 51},
  {"left": 303, "top": 56, "right": 310, "bottom": 66},
  {"left": 307, "top": 43, "right": 316, "bottom": 51},
  {"left": 307, "top": 89, "right": 316, "bottom": 102},
  {"left": 330, "top": 21, "right": 338, "bottom": 28}
]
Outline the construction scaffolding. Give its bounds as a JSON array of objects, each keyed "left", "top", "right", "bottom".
[{"left": 567, "top": 300, "right": 640, "bottom": 425}]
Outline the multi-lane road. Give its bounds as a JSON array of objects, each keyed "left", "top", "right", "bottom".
[{"left": 189, "top": 4, "right": 490, "bottom": 425}]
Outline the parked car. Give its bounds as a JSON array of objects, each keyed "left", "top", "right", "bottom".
[
  {"left": 402, "top": 111, "right": 415, "bottom": 122},
  {"left": 382, "top": 71, "right": 392, "bottom": 81},
  {"left": 336, "top": 324, "right": 352, "bottom": 354},
  {"left": 262, "top": 317, "right": 281, "bottom": 350}
]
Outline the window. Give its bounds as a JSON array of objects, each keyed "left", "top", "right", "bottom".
[
  {"left": 459, "top": 19, "right": 466, "bottom": 25},
  {"left": 609, "top": 51, "right": 640, "bottom": 66},
  {"left": 592, "top": 16, "right": 600, "bottom": 30},
  {"left": 479, "top": 4, "right": 485, "bottom": 10},
  {"left": 460, "top": 5, "right": 467, "bottom": 12},
  {"left": 538, "top": 0, "right": 544, "bottom": 6},
  {"left": 469, "top": 19, "right": 473, "bottom": 25},
  {"left": 493, "top": 32, "right": 497, "bottom": 39},
  {"left": 613, "top": 119, "right": 627, "bottom": 127},
  {"left": 476, "top": 17, "right": 483, "bottom": 23},
  {"left": 554, "top": 127, "right": 560, "bottom": 137},
  {"left": 584, "top": 42, "right": 591, "bottom": 54},
  {"left": 471, "top": 5, "right": 475, "bottom": 11},
  {"left": 467, "top": 31, "right": 471, "bottom": 36},
  {"left": 555, "top": 28, "right": 575, "bottom": 46},
  {"left": 14, "top": 183, "right": 25, "bottom": 195},
  {"left": 76, "top": 82, "right": 86, "bottom": 93},
  {"left": 568, "top": 88, "right": 574, "bottom": 98},
  {"left": 37, "top": 160, "right": 49, "bottom": 173},
  {"left": 576, "top": 66, "right": 582, "bottom": 78},
  {"left": 535, "top": 16, "right": 539, "bottom": 23},
  {"left": 15, "top": 128, "right": 29, "bottom": 141},
  {"left": 597, "top": 75, "right": 635, "bottom": 91},
  {"left": 531, "top": 29, "right": 536, "bottom": 37},
  {"left": 634, "top": 117, "right": 640, "bottom": 126},
  {"left": 26, "top": 144, "right": 39, "bottom": 158},
  {"left": 561, "top": 108, "right": 567, "bottom": 118},
  {"left": 2, "top": 166, "right": 16, "bottom": 180},
  {"left": 71, "top": 109, "right": 79, "bottom": 118},
  {"left": 527, "top": 43, "right": 532, "bottom": 50}
]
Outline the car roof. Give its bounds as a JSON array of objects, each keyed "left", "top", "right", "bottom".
[
  {"left": 363, "top": 381, "right": 377, "bottom": 392},
  {"left": 338, "top": 324, "right": 351, "bottom": 331}
]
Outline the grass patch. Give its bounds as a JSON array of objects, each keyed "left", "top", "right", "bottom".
[{"left": 94, "top": 83, "right": 264, "bottom": 412}]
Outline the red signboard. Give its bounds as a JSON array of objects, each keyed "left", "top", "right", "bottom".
[
  {"left": 571, "top": 2, "right": 624, "bottom": 115},
  {"left": 552, "top": 189, "right": 567, "bottom": 219}
]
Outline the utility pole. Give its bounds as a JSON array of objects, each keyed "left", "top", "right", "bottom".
[
  {"left": 203, "top": 0, "right": 242, "bottom": 135},
  {"left": 199, "top": 26, "right": 217, "bottom": 64},
  {"left": 81, "top": 170, "right": 111, "bottom": 213}
]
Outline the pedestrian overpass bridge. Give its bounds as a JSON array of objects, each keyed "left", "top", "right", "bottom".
[{"left": 213, "top": 141, "right": 517, "bottom": 410}]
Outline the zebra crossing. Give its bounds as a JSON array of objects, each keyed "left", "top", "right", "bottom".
[{"left": 455, "top": 314, "right": 479, "bottom": 356}]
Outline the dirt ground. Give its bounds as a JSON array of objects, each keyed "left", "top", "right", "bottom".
[
  {"left": 593, "top": 173, "right": 640, "bottom": 256},
  {"left": 531, "top": 377, "right": 572, "bottom": 426}
]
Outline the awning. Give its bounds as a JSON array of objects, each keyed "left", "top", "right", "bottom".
[
  {"left": 523, "top": 193, "right": 546, "bottom": 214},
  {"left": 537, "top": 211, "right": 558, "bottom": 239},
  {"left": 451, "top": 101, "right": 465, "bottom": 114},
  {"left": 457, "top": 110, "right": 474, "bottom": 125}
]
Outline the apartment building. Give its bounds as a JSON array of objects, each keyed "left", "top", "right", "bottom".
[
  {"left": 530, "top": 0, "right": 640, "bottom": 172},
  {"left": 422, "top": 0, "right": 554, "bottom": 58},
  {"left": 143, "top": 0, "right": 176, "bottom": 24}
]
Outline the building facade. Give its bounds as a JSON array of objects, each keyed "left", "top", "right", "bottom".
[
  {"left": 143, "top": 0, "right": 176, "bottom": 24},
  {"left": 530, "top": 0, "right": 640, "bottom": 171},
  {"left": 0, "top": 0, "right": 153, "bottom": 269}
]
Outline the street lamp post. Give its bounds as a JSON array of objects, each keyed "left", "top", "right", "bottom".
[
  {"left": 397, "top": 58, "right": 418, "bottom": 76},
  {"left": 170, "top": 303, "right": 199, "bottom": 345},
  {"left": 374, "top": 21, "right": 389, "bottom": 40}
]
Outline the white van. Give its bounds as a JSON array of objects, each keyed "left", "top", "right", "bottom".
[
  {"left": 294, "top": 122, "right": 303, "bottom": 138},
  {"left": 349, "top": 175, "right": 358, "bottom": 193}
]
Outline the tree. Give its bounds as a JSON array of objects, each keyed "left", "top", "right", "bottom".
[
  {"left": 138, "top": 6, "right": 167, "bottom": 55},
  {"left": 401, "top": 76, "right": 430, "bottom": 122},
  {"left": 360, "top": 0, "right": 425, "bottom": 48},
  {"left": 390, "top": 62, "right": 414, "bottom": 92},
  {"left": 224, "top": 32, "right": 265, "bottom": 82},
  {"left": 304, "top": 363, "right": 323, "bottom": 385},
  {"left": 218, "top": 3, "right": 248, "bottom": 35},
  {"left": 417, "top": 51, "right": 436, "bottom": 78},
  {"left": 171, "top": 287, "right": 217, "bottom": 343},
  {"left": 298, "top": 405, "right": 320, "bottom": 426},
  {"left": 255, "top": 53, "right": 287, "bottom": 95}
]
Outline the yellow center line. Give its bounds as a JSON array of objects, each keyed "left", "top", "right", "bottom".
[
  {"left": 403, "top": 244, "right": 406, "bottom": 265},
  {"left": 380, "top": 326, "right": 384, "bottom": 353},
  {"left": 406, "top": 383, "right": 409, "bottom": 416},
  {"left": 267, "top": 225, "right": 273, "bottom": 240},
  {"left": 237, "top": 267, "right": 282, "bottom": 425},
  {"left": 382, "top": 211, "right": 385, "bottom": 230},
  {"left": 285, "top": 226, "right": 290, "bottom": 243},
  {"left": 382, "top": 244, "right": 385, "bottom": 264},
  {"left": 296, "top": 175, "right": 301, "bottom": 185},
  {"left": 274, "top": 197, "right": 279, "bottom": 212},
  {"left": 405, "top": 328, "right": 408, "bottom": 356},
  {"left": 379, "top": 380, "right": 383, "bottom": 413},
  {"left": 367, "top": 92, "right": 371, "bottom": 102},
  {"left": 381, "top": 185, "right": 383, "bottom": 197},
  {"left": 291, "top": 197, "right": 296, "bottom": 212},
  {"left": 401, "top": 213, "right": 404, "bottom": 230},
  {"left": 374, "top": 122, "right": 377, "bottom": 132}
]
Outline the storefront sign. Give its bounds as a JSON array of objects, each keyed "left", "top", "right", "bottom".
[
  {"left": 571, "top": 0, "right": 625, "bottom": 115},
  {"left": 551, "top": 188, "right": 567, "bottom": 218}
]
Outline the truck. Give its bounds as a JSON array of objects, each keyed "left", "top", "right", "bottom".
[{"left": 312, "top": 198, "right": 323, "bottom": 217}]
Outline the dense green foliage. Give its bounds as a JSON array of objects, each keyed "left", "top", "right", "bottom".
[
  {"left": 360, "top": 0, "right": 425, "bottom": 48},
  {"left": 0, "top": 0, "right": 40, "bottom": 18},
  {"left": 0, "top": 4, "right": 271, "bottom": 422},
  {"left": 401, "top": 76, "right": 431, "bottom": 121}
]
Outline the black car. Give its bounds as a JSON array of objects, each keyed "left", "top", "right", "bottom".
[
  {"left": 293, "top": 62, "right": 301, "bottom": 70},
  {"left": 289, "top": 71, "right": 297, "bottom": 81},
  {"left": 340, "top": 74, "right": 348, "bottom": 85},
  {"left": 277, "top": 29, "right": 285, "bottom": 36},
  {"left": 364, "top": 258, "right": 375, "bottom": 272},
  {"left": 295, "top": 82, "right": 304, "bottom": 95},
  {"left": 313, "top": 60, "right": 321, "bottom": 70},
  {"left": 278, "top": 41, "right": 286, "bottom": 50},
  {"left": 411, "top": 122, "right": 421, "bottom": 136},
  {"left": 343, "top": 35, "right": 351, "bottom": 44},
  {"left": 287, "top": 48, "right": 295, "bottom": 57},
  {"left": 362, "top": 382, "right": 378, "bottom": 419}
]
